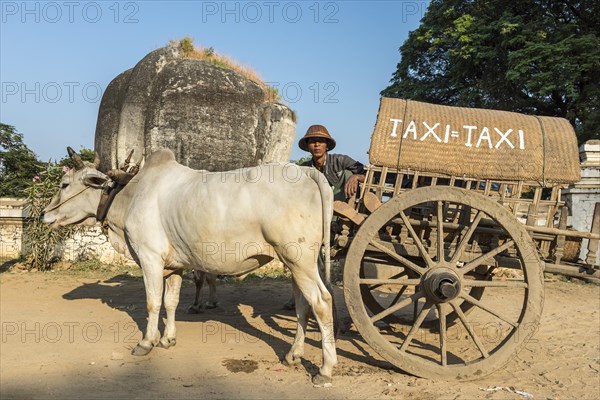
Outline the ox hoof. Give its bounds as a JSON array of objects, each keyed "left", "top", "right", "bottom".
[
  {"left": 158, "top": 338, "right": 177, "bottom": 349},
  {"left": 131, "top": 344, "right": 153, "bottom": 356},
  {"left": 187, "top": 305, "right": 203, "bottom": 314},
  {"left": 204, "top": 301, "right": 218, "bottom": 309},
  {"left": 312, "top": 374, "right": 332, "bottom": 388},
  {"left": 283, "top": 353, "right": 301, "bottom": 366}
]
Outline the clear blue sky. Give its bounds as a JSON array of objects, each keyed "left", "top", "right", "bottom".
[{"left": 1, "top": 0, "right": 428, "bottom": 165}]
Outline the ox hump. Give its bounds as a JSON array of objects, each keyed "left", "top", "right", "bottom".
[{"left": 145, "top": 149, "right": 177, "bottom": 168}]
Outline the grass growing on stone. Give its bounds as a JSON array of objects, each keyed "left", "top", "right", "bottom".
[{"left": 172, "top": 36, "right": 280, "bottom": 102}]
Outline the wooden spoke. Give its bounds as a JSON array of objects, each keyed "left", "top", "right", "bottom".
[
  {"left": 413, "top": 296, "right": 419, "bottom": 322},
  {"left": 359, "top": 278, "right": 421, "bottom": 286},
  {"left": 460, "top": 240, "right": 515, "bottom": 275},
  {"left": 399, "top": 210, "right": 434, "bottom": 268},
  {"left": 370, "top": 292, "right": 423, "bottom": 323},
  {"left": 400, "top": 301, "right": 433, "bottom": 352},
  {"left": 462, "top": 280, "right": 528, "bottom": 288},
  {"left": 363, "top": 255, "right": 412, "bottom": 267},
  {"left": 369, "top": 239, "right": 427, "bottom": 274},
  {"left": 450, "top": 300, "right": 490, "bottom": 359},
  {"left": 390, "top": 285, "right": 409, "bottom": 308},
  {"left": 459, "top": 292, "right": 518, "bottom": 328},
  {"left": 450, "top": 211, "right": 484, "bottom": 264},
  {"left": 365, "top": 271, "right": 411, "bottom": 291},
  {"left": 437, "top": 303, "right": 448, "bottom": 366},
  {"left": 437, "top": 201, "right": 445, "bottom": 262}
]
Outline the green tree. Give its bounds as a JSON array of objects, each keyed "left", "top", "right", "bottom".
[
  {"left": 382, "top": 0, "right": 600, "bottom": 143},
  {"left": 291, "top": 156, "right": 313, "bottom": 165},
  {"left": 0, "top": 123, "right": 44, "bottom": 197},
  {"left": 56, "top": 147, "right": 96, "bottom": 168}
]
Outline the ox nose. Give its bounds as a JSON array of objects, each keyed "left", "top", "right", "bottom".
[{"left": 39, "top": 210, "right": 45, "bottom": 220}]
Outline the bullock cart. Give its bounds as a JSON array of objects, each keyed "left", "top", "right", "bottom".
[{"left": 333, "top": 98, "right": 599, "bottom": 380}]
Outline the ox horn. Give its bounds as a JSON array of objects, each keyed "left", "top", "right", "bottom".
[
  {"left": 94, "top": 152, "right": 101, "bottom": 169},
  {"left": 67, "top": 146, "right": 85, "bottom": 170},
  {"left": 121, "top": 149, "right": 134, "bottom": 171},
  {"left": 125, "top": 149, "right": 134, "bottom": 164}
]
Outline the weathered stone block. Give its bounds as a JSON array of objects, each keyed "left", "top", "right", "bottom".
[{"left": 94, "top": 44, "right": 296, "bottom": 172}]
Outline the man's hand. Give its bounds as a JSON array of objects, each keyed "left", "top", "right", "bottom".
[{"left": 344, "top": 174, "right": 365, "bottom": 199}]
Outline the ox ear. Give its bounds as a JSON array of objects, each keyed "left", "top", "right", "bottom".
[{"left": 82, "top": 171, "right": 108, "bottom": 189}]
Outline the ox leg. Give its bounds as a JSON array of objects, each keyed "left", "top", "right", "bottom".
[
  {"left": 284, "top": 279, "right": 310, "bottom": 366},
  {"left": 291, "top": 270, "right": 337, "bottom": 386},
  {"left": 204, "top": 273, "right": 218, "bottom": 309},
  {"left": 188, "top": 270, "right": 205, "bottom": 314},
  {"left": 159, "top": 269, "right": 183, "bottom": 349},
  {"left": 132, "top": 266, "right": 164, "bottom": 356}
]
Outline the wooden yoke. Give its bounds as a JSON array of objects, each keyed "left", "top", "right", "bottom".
[
  {"left": 107, "top": 149, "right": 140, "bottom": 184},
  {"left": 97, "top": 149, "right": 141, "bottom": 233}
]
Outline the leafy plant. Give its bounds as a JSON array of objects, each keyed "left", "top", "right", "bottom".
[
  {"left": 203, "top": 46, "right": 215, "bottom": 58},
  {"left": 21, "top": 147, "right": 95, "bottom": 270},
  {"left": 22, "top": 163, "right": 80, "bottom": 270},
  {"left": 178, "top": 36, "right": 195, "bottom": 57},
  {"left": 265, "top": 86, "right": 280, "bottom": 103}
]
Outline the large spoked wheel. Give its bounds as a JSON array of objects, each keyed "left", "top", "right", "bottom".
[{"left": 344, "top": 187, "right": 543, "bottom": 380}]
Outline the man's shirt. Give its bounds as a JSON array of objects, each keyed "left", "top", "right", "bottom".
[{"left": 301, "top": 153, "right": 365, "bottom": 187}]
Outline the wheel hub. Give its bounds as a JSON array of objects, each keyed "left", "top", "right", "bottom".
[{"left": 422, "top": 268, "right": 462, "bottom": 303}]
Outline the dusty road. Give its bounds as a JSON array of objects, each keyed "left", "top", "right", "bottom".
[{"left": 1, "top": 268, "right": 599, "bottom": 399}]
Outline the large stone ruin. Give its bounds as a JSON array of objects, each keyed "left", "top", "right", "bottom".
[{"left": 94, "top": 44, "right": 296, "bottom": 172}]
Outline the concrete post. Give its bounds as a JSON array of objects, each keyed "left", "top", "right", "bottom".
[{"left": 562, "top": 140, "right": 600, "bottom": 265}]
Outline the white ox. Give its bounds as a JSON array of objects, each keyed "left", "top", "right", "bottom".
[{"left": 42, "top": 148, "right": 337, "bottom": 385}]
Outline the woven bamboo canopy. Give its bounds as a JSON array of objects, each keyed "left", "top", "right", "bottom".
[{"left": 368, "top": 98, "right": 580, "bottom": 185}]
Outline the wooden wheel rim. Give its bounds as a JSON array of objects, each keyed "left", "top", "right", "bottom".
[{"left": 344, "top": 187, "right": 544, "bottom": 380}]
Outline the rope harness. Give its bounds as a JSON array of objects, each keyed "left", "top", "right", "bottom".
[
  {"left": 96, "top": 162, "right": 139, "bottom": 235},
  {"left": 46, "top": 158, "right": 139, "bottom": 236},
  {"left": 96, "top": 181, "right": 123, "bottom": 235},
  {"left": 44, "top": 185, "right": 92, "bottom": 213}
]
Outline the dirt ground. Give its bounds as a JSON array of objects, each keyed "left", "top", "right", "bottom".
[{"left": 1, "top": 266, "right": 599, "bottom": 400}]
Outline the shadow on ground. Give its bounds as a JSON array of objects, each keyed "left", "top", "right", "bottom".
[{"left": 62, "top": 273, "right": 396, "bottom": 376}]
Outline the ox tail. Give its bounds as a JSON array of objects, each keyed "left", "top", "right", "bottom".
[
  {"left": 303, "top": 167, "right": 333, "bottom": 286},
  {"left": 303, "top": 167, "right": 339, "bottom": 336}
]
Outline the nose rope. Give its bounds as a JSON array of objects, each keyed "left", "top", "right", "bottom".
[{"left": 43, "top": 186, "right": 92, "bottom": 213}]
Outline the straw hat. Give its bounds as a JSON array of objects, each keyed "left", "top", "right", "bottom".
[{"left": 298, "top": 125, "right": 336, "bottom": 151}]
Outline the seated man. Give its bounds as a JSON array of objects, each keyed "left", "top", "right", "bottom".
[
  {"left": 283, "top": 125, "right": 366, "bottom": 313},
  {"left": 298, "top": 125, "right": 365, "bottom": 201}
]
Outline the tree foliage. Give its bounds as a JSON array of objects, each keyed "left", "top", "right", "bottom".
[
  {"left": 382, "top": 0, "right": 600, "bottom": 143},
  {"left": 1, "top": 123, "right": 96, "bottom": 197},
  {"left": 291, "top": 156, "right": 313, "bottom": 165},
  {"left": 0, "top": 123, "right": 44, "bottom": 197},
  {"left": 1, "top": 123, "right": 96, "bottom": 268}
]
